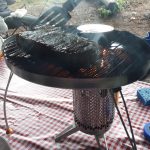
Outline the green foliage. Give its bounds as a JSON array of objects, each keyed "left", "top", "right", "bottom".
[
  {"left": 97, "top": 0, "right": 126, "bottom": 18},
  {"left": 98, "top": 7, "right": 112, "bottom": 18},
  {"left": 116, "top": 0, "right": 126, "bottom": 11}
]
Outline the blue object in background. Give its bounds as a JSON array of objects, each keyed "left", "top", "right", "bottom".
[
  {"left": 145, "top": 32, "right": 150, "bottom": 46},
  {"left": 137, "top": 88, "right": 150, "bottom": 106},
  {"left": 144, "top": 122, "right": 150, "bottom": 142}
]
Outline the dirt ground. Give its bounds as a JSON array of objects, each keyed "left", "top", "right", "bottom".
[
  {"left": 10, "top": 0, "right": 150, "bottom": 36},
  {"left": 67, "top": 0, "right": 150, "bottom": 37},
  {"left": 102, "top": 0, "right": 150, "bottom": 37},
  {"left": 101, "top": 0, "right": 150, "bottom": 82}
]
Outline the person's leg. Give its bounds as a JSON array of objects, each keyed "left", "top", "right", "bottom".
[{"left": 0, "top": 0, "right": 11, "bottom": 17}]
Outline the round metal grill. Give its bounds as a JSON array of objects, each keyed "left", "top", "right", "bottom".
[
  {"left": 2, "top": 29, "right": 149, "bottom": 89},
  {"left": 73, "top": 89, "right": 115, "bottom": 135},
  {"left": 3, "top": 30, "right": 149, "bottom": 80}
]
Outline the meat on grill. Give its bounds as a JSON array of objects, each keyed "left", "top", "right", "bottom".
[
  {"left": 16, "top": 25, "right": 99, "bottom": 71},
  {"left": 14, "top": 26, "right": 150, "bottom": 80}
]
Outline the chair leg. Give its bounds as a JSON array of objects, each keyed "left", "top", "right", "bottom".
[{"left": 3, "top": 71, "right": 13, "bottom": 134}]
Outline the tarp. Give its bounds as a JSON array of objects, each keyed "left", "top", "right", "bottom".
[{"left": 0, "top": 59, "right": 150, "bottom": 149}]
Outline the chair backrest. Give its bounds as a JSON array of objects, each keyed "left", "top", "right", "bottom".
[
  {"left": 31, "top": 0, "right": 82, "bottom": 28},
  {"left": 63, "top": 0, "right": 81, "bottom": 12},
  {"left": 31, "top": 6, "right": 71, "bottom": 28},
  {"left": 3, "top": 0, "right": 82, "bottom": 33}
]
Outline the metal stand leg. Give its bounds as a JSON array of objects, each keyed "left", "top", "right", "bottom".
[
  {"left": 55, "top": 124, "right": 79, "bottom": 142},
  {"left": 120, "top": 90, "right": 137, "bottom": 150},
  {"left": 103, "top": 134, "right": 108, "bottom": 150},
  {"left": 3, "top": 71, "right": 13, "bottom": 134},
  {"left": 95, "top": 135, "right": 101, "bottom": 149},
  {"left": 112, "top": 89, "right": 137, "bottom": 150},
  {"left": 95, "top": 134, "right": 108, "bottom": 150}
]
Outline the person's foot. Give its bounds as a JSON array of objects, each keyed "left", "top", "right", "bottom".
[{"left": 0, "top": 137, "right": 12, "bottom": 150}]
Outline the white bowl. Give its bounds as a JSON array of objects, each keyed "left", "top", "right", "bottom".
[{"left": 77, "top": 24, "right": 114, "bottom": 33}]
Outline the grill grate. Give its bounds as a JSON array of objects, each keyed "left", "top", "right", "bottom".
[
  {"left": 3, "top": 29, "right": 149, "bottom": 81},
  {"left": 2, "top": 35, "right": 134, "bottom": 78}
]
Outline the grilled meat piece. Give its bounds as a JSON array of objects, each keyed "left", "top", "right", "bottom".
[{"left": 16, "top": 25, "right": 99, "bottom": 71}]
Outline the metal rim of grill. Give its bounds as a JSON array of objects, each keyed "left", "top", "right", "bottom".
[
  {"left": 2, "top": 35, "right": 128, "bottom": 89},
  {"left": 2, "top": 28, "right": 149, "bottom": 89}
]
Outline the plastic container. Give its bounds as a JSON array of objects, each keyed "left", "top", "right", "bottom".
[
  {"left": 137, "top": 88, "right": 150, "bottom": 106},
  {"left": 144, "top": 32, "right": 150, "bottom": 46},
  {"left": 144, "top": 122, "right": 150, "bottom": 142}
]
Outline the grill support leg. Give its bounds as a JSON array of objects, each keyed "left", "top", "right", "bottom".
[
  {"left": 112, "top": 88, "right": 137, "bottom": 150},
  {"left": 3, "top": 71, "right": 13, "bottom": 134},
  {"left": 103, "top": 134, "right": 108, "bottom": 150},
  {"left": 55, "top": 124, "right": 79, "bottom": 142},
  {"left": 120, "top": 90, "right": 137, "bottom": 150},
  {"left": 95, "top": 134, "right": 108, "bottom": 150},
  {"left": 95, "top": 135, "right": 101, "bottom": 149}
]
